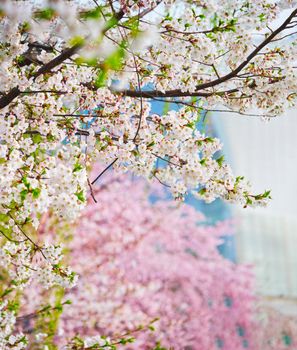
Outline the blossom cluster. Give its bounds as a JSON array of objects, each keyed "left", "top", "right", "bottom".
[
  {"left": 0, "top": 239, "right": 77, "bottom": 288},
  {"left": 0, "top": 301, "right": 27, "bottom": 350}
]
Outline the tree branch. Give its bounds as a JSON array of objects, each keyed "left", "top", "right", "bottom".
[
  {"left": 121, "top": 88, "right": 239, "bottom": 98},
  {"left": 0, "top": 45, "right": 81, "bottom": 110},
  {"left": 0, "top": 8, "right": 125, "bottom": 110},
  {"left": 91, "top": 158, "right": 118, "bottom": 185},
  {"left": 121, "top": 8, "right": 297, "bottom": 99}
]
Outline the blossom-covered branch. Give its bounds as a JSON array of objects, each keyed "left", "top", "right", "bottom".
[{"left": 1, "top": 1, "right": 296, "bottom": 347}]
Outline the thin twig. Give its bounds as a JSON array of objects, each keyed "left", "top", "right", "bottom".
[
  {"left": 132, "top": 55, "right": 143, "bottom": 142},
  {"left": 153, "top": 173, "right": 171, "bottom": 188},
  {"left": 87, "top": 178, "right": 97, "bottom": 203},
  {"left": 0, "top": 229, "right": 28, "bottom": 244},
  {"left": 91, "top": 158, "right": 118, "bottom": 185}
]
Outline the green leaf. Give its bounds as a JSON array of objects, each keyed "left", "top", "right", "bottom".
[
  {"left": 68, "top": 271, "right": 77, "bottom": 283},
  {"left": 198, "top": 188, "right": 207, "bottom": 195},
  {"left": 185, "top": 121, "right": 195, "bottom": 129},
  {"left": 235, "top": 175, "right": 244, "bottom": 183},
  {"left": 32, "top": 188, "right": 41, "bottom": 199},
  {"left": 94, "top": 70, "right": 108, "bottom": 88},
  {"left": 216, "top": 155, "right": 224, "bottom": 167},
  {"left": 254, "top": 190, "right": 271, "bottom": 201},
  {"left": 80, "top": 7, "right": 102, "bottom": 20},
  {"left": 258, "top": 13, "right": 266, "bottom": 22},
  {"left": 69, "top": 36, "right": 85, "bottom": 47},
  {"left": 204, "top": 137, "right": 214, "bottom": 143},
  {"left": 39, "top": 305, "right": 51, "bottom": 313},
  {"left": 46, "top": 133, "right": 56, "bottom": 142},
  {"left": 147, "top": 141, "right": 155, "bottom": 148},
  {"left": 20, "top": 189, "right": 29, "bottom": 201},
  {"left": 54, "top": 303, "right": 63, "bottom": 312},
  {"left": 75, "top": 190, "right": 85, "bottom": 202},
  {"left": 73, "top": 163, "right": 83, "bottom": 173},
  {"left": 164, "top": 13, "right": 173, "bottom": 21},
  {"left": 7, "top": 300, "right": 20, "bottom": 312},
  {"left": 15, "top": 55, "right": 26, "bottom": 65},
  {"left": 35, "top": 8, "right": 55, "bottom": 20},
  {"left": 22, "top": 176, "right": 30, "bottom": 190},
  {"left": 162, "top": 101, "right": 170, "bottom": 115},
  {"left": 262, "top": 190, "right": 271, "bottom": 198},
  {"left": 1, "top": 288, "right": 13, "bottom": 298},
  {"left": 105, "top": 46, "right": 125, "bottom": 70},
  {"left": 245, "top": 197, "right": 253, "bottom": 207},
  {"left": 32, "top": 133, "right": 43, "bottom": 144},
  {"left": 0, "top": 213, "right": 8, "bottom": 223}
]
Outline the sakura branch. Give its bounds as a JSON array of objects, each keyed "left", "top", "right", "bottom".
[{"left": 0, "top": 1, "right": 297, "bottom": 348}]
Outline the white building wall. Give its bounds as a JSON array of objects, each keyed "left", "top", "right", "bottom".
[{"left": 213, "top": 109, "right": 297, "bottom": 297}]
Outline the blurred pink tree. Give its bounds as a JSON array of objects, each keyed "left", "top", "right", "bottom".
[
  {"left": 57, "top": 170, "right": 256, "bottom": 350},
  {"left": 19, "top": 169, "right": 297, "bottom": 349}
]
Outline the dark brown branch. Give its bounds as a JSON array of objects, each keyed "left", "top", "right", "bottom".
[
  {"left": 160, "top": 22, "right": 237, "bottom": 35},
  {"left": 0, "top": 8, "right": 125, "bottom": 110},
  {"left": 122, "top": 8, "right": 297, "bottom": 98},
  {"left": 151, "top": 152, "right": 181, "bottom": 168},
  {"left": 271, "top": 30, "right": 297, "bottom": 43},
  {"left": 24, "top": 128, "right": 121, "bottom": 141},
  {"left": 27, "top": 42, "right": 54, "bottom": 52},
  {"left": 121, "top": 88, "right": 239, "bottom": 98},
  {"left": 91, "top": 158, "right": 118, "bottom": 185},
  {"left": 132, "top": 55, "right": 143, "bottom": 142},
  {"left": 87, "top": 178, "right": 98, "bottom": 203},
  {"left": 34, "top": 44, "right": 81, "bottom": 77},
  {"left": 21, "top": 90, "right": 68, "bottom": 95},
  {"left": 0, "top": 45, "right": 81, "bottom": 110},
  {"left": 0, "top": 87, "right": 21, "bottom": 109},
  {"left": 16, "top": 301, "right": 70, "bottom": 324},
  {"left": 136, "top": 0, "right": 162, "bottom": 19},
  {"left": 152, "top": 173, "right": 171, "bottom": 188},
  {"left": 0, "top": 229, "right": 28, "bottom": 244}
]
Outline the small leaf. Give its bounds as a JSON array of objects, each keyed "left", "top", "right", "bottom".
[
  {"left": 32, "top": 188, "right": 41, "bottom": 199},
  {"left": 73, "top": 163, "right": 83, "bottom": 173},
  {"left": 198, "top": 188, "right": 207, "bottom": 195},
  {"left": 80, "top": 7, "right": 102, "bottom": 20},
  {"left": 216, "top": 155, "right": 224, "bottom": 167},
  {"left": 69, "top": 36, "right": 85, "bottom": 47},
  {"left": 35, "top": 8, "right": 55, "bottom": 20},
  {"left": 20, "top": 189, "right": 29, "bottom": 201}
]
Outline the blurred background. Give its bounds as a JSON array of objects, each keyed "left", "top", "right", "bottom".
[{"left": 212, "top": 109, "right": 297, "bottom": 315}]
